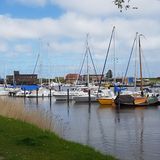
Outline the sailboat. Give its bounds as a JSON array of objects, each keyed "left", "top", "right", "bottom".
[
  {"left": 0, "top": 71, "right": 9, "bottom": 96},
  {"left": 0, "top": 84, "right": 9, "bottom": 96},
  {"left": 97, "top": 88, "right": 116, "bottom": 105},
  {"left": 114, "top": 34, "right": 159, "bottom": 107},
  {"left": 73, "top": 34, "right": 99, "bottom": 103},
  {"left": 97, "top": 26, "right": 116, "bottom": 105}
]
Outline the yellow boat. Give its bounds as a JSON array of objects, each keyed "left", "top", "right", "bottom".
[{"left": 98, "top": 97, "right": 114, "bottom": 105}]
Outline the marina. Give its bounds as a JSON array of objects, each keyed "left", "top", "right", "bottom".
[
  {"left": 0, "top": 1, "right": 160, "bottom": 159},
  {"left": 1, "top": 64, "right": 160, "bottom": 160}
]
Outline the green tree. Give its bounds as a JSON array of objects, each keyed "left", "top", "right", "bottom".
[
  {"left": 106, "top": 69, "right": 113, "bottom": 80},
  {"left": 114, "top": 0, "right": 125, "bottom": 9},
  {"left": 114, "top": 0, "right": 138, "bottom": 11}
]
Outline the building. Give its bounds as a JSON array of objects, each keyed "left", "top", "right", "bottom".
[
  {"left": 82, "top": 74, "right": 103, "bottom": 84},
  {"left": 65, "top": 74, "right": 81, "bottom": 84},
  {"left": 6, "top": 71, "right": 38, "bottom": 85}
]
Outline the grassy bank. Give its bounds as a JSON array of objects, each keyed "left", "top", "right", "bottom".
[{"left": 0, "top": 116, "right": 116, "bottom": 160}]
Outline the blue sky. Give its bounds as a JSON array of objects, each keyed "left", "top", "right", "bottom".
[
  {"left": 0, "top": 1, "right": 63, "bottom": 19},
  {"left": 0, "top": 0, "right": 160, "bottom": 78}
]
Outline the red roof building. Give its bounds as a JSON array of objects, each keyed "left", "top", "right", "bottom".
[{"left": 65, "top": 74, "right": 82, "bottom": 84}]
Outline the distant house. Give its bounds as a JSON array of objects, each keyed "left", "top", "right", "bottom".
[
  {"left": 65, "top": 73, "right": 104, "bottom": 84},
  {"left": 6, "top": 71, "right": 38, "bottom": 85},
  {"left": 82, "top": 74, "right": 103, "bottom": 83},
  {"left": 65, "top": 74, "right": 81, "bottom": 84}
]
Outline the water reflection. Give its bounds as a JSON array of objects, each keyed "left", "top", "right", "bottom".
[{"left": 5, "top": 97, "right": 160, "bottom": 160}]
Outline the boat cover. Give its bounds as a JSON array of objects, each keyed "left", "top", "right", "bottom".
[
  {"left": 114, "top": 95, "right": 134, "bottom": 105},
  {"left": 21, "top": 85, "right": 40, "bottom": 91}
]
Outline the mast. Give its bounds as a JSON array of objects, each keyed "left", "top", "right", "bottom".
[
  {"left": 113, "top": 27, "right": 116, "bottom": 83},
  {"left": 86, "top": 34, "right": 90, "bottom": 87},
  {"left": 77, "top": 34, "right": 98, "bottom": 87},
  {"left": 139, "top": 34, "right": 143, "bottom": 95},
  {"left": 134, "top": 32, "right": 138, "bottom": 91},
  {"left": 98, "top": 26, "right": 115, "bottom": 91},
  {"left": 33, "top": 54, "right": 40, "bottom": 74},
  {"left": 122, "top": 32, "right": 138, "bottom": 85}
]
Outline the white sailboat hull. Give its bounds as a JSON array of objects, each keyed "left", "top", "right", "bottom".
[
  {"left": 73, "top": 95, "right": 97, "bottom": 102},
  {"left": 53, "top": 91, "right": 82, "bottom": 101},
  {"left": 0, "top": 90, "right": 9, "bottom": 96},
  {"left": 26, "top": 87, "right": 50, "bottom": 98}
]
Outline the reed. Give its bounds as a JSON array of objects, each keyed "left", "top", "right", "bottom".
[{"left": 0, "top": 97, "right": 53, "bottom": 131}]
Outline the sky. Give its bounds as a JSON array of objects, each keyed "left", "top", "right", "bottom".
[{"left": 0, "top": 0, "right": 160, "bottom": 78}]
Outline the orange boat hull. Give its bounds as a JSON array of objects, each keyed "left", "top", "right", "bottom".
[
  {"left": 134, "top": 97, "right": 147, "bottom": 105},
  {"left": 98, "top": 98, "right": 114, "bottom": 105}
]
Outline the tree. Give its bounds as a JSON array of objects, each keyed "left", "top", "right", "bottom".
[
  {"left": 114, "top": 0, "right": 138, "bottom": 12},
  {"left": 114, "top": 0, "right": 125, "bottom": 9},
  {"left": 106, "top": 69, "right": 113, "bottom": 80}
]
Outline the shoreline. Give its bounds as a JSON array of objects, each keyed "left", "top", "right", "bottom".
[{"left": 0, "top": 115, "right": 117, "bottom": 160}]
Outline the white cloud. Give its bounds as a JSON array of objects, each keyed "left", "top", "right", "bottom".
[
  {"left": 51, "top": 0, "right": 118, "bottom": 16},
  {"left": 0, "top": 13, "right": 159, "bottom": 57},
  {"left": 14, "top": 44, "right": 32, "bottom": 53},
  {"left": 48, "top": 41, "right": 84, "bottom": 54},
  {"left": 128, "top": 0, "right": 160, "bottom": 17},
  {"left": 51, "top": 0, "right": 160, "bottom": 17},
  {"left": 8, "top": 0, "right": 117, "bottom": 14},
  {"left": 7, "top": 0, "right": 160, "bottom": 18},
  {"left": 0, "top": 15, "right": 60, "bottom": 39}
]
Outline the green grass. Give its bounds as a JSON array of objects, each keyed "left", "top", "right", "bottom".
[{"left": 0, "top": 116, "right": 117, "bottom": 160}]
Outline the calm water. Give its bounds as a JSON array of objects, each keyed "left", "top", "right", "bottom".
[{"left": 8, "top": 97, "right": 160, "bottom": 160}]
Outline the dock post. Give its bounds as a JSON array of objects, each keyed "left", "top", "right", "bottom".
[
  {"left": 36, "top": 88, "right": 39, "bottom": 105},
  {"left": 88, "top": 90, "right": 91, "bottom": 112},
  {"left": 88, "top": 89, "right": 91, "bottom": 104},
  {"left": 36, "top": 88, "right": 39, "bottom": 97},
  {"left": 49, "top": 88, "right": 52, "bottom": 98},
  {"left": 67, "top": 89, "right": 69, "bottom": 105},
  {"left": 49, "top": 88, "right": 52, "bottom": 109},
  {"left": 117, "top": 91, "right": 120, "bottom": 110},
  {"left": 24, "top": 89, "right": 26, "bottom": 98}
]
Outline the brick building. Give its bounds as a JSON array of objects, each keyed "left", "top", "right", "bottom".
[
  {"left": 65, "top": 74, "right": 82, "bottom": 84},
  {"left": 6, "top": 71, "right": 38, "bottom": 85},
  {"left": 65, "top": 73, "right": 103, "bottom": 84},
  {"left": 82, "top": 74, "right": 103, "bottom": 83}
]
